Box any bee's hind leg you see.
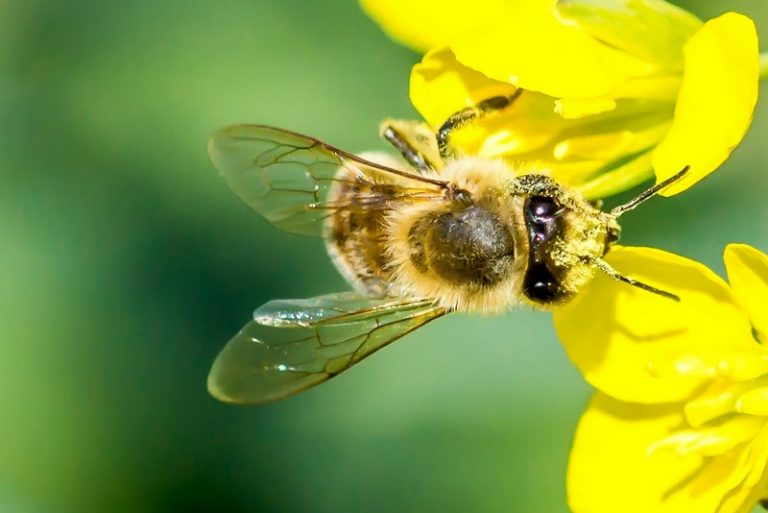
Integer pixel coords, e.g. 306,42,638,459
436,90,523,159
379,119,441,173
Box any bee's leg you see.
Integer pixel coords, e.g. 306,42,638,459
436,90,523,159
593,258,680,302
380,120,440,173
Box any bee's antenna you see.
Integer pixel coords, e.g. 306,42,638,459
610,166,690,217
593,258,680,302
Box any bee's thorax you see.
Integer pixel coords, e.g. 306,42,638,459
385,158,530,313
409,204,516,286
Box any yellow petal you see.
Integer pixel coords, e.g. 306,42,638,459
554,131,632,161
739,427,768,496
650,415,764,457
569,393,746,513
359,0,521,52
684,378,768,428
544,159,607,186
555,0,702,70
736,387,768,416
612,74,682,101
710,426,768,513
717,351,768,381
410,47,520,130
645,352,718,380
652,13,759,196
725,244,768,342
410,47,569,157
573,150,654,200
450,13,654,99
684,381,747,428
553,246,754,403
555,97,617,120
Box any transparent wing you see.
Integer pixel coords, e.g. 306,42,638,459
207,292,446,404
208,124,448,236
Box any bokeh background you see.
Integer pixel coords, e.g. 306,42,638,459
2,1,767,512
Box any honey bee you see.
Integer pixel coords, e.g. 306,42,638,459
207,93,687,404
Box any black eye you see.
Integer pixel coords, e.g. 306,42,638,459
524,263,559,302
527,196,560,224
526,196,562,242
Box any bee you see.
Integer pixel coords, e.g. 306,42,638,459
207,92,687,404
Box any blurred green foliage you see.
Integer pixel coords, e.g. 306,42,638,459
1,1,767,512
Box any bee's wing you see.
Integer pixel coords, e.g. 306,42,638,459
207,292,446,404
208,124,448,236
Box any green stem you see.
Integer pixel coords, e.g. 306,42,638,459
761,52,768,80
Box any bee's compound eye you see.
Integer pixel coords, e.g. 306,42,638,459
527,196,559,224
524,263,559,302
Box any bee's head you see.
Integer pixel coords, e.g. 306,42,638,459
517,185,617,306
519,165,691,306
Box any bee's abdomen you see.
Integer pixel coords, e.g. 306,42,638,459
324,176,398,296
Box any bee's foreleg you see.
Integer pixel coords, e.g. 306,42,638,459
436,90,523,160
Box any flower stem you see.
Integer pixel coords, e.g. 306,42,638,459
761,52,768,80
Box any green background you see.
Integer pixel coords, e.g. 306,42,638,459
2,1,767,512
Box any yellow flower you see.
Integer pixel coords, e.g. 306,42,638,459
553,245,768,513
361,0,761,199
